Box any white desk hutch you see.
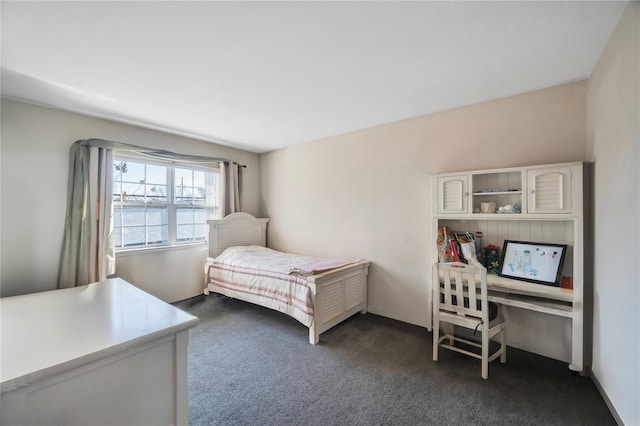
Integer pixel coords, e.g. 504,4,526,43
430,162,586,372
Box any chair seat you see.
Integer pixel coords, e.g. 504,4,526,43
447,296,500,321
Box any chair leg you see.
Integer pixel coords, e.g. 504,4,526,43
482,330,489,380
432,318,439,361
440,323,454,345
500,326,507,364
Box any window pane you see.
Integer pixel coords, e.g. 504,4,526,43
113,160,127,181
177,224,194,241
147,225,167,245
193,171,205,187
175,187,193,203
175,168,193,187
146,184,167,203
176,208,194,225
113,227,122,247
175,168,194,204
122,207,145,226
146,207,167,226
146,164,166,185
193,186,206,205
113,207,122,227
194,224,206,240
122,182,145,202
113,182,122,201
194,209,206,223
123,226,145,247
124,162,145,184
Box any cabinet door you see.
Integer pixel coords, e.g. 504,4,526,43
437,175,468,214
527,167,572,213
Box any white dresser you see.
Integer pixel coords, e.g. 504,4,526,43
1,278,199,425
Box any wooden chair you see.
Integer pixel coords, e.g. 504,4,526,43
432,262,506,379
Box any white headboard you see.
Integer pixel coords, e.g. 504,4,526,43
207,212,270,257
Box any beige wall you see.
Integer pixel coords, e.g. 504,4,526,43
261,81,587,327
0,98,261,301
587,2,639,425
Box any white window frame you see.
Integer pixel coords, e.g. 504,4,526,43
113,155,219,252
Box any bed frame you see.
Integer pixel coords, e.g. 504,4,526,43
204,212,370,344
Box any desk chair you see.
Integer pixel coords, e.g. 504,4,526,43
433,262,506,379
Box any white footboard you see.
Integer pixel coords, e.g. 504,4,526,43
307,261,370,344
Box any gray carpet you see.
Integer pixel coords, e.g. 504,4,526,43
174,294,615,426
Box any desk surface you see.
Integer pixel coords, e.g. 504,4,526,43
1,278,198,391
486,273,574,302
437,269,573,302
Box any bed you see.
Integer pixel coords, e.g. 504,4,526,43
204,212,370,344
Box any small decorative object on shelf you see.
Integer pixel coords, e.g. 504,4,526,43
485,244,500,274
561,276,573,290
475,232,485,266
436,226,455,263
480,201,496,213
497,203,520,213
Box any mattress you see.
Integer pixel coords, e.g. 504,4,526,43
206,245,360,328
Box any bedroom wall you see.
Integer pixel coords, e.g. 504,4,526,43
260,81,587,329
586,2,639,425
0,98,261,302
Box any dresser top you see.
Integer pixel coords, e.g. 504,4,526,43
1,278,198,390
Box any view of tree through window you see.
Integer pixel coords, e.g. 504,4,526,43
112,158,218,249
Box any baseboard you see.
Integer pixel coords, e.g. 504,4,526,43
590,369,624,426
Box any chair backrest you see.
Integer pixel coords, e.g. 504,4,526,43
434,262,489,324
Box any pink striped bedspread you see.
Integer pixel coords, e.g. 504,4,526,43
205,245,360,327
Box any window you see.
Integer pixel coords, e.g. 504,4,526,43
112,157,219,249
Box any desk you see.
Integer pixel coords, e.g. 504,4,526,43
1,278,199,426
487,274,583,371
432,270,583,372
486,274,574,316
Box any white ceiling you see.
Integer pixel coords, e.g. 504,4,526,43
1,1,627,153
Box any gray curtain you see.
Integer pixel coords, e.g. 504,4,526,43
58,141,115,288
219,160,242,217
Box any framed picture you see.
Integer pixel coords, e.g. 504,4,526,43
498,240,567,286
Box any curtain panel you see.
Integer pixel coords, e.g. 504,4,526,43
58,141,115,288
219,160,242,217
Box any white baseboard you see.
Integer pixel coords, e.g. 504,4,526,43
590,369,623,426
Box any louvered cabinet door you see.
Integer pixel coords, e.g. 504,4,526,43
526,167,572,214
437,175,468,214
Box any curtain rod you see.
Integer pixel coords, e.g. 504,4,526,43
78,138,247,168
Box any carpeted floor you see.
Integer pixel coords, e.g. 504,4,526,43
174,294,615,426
